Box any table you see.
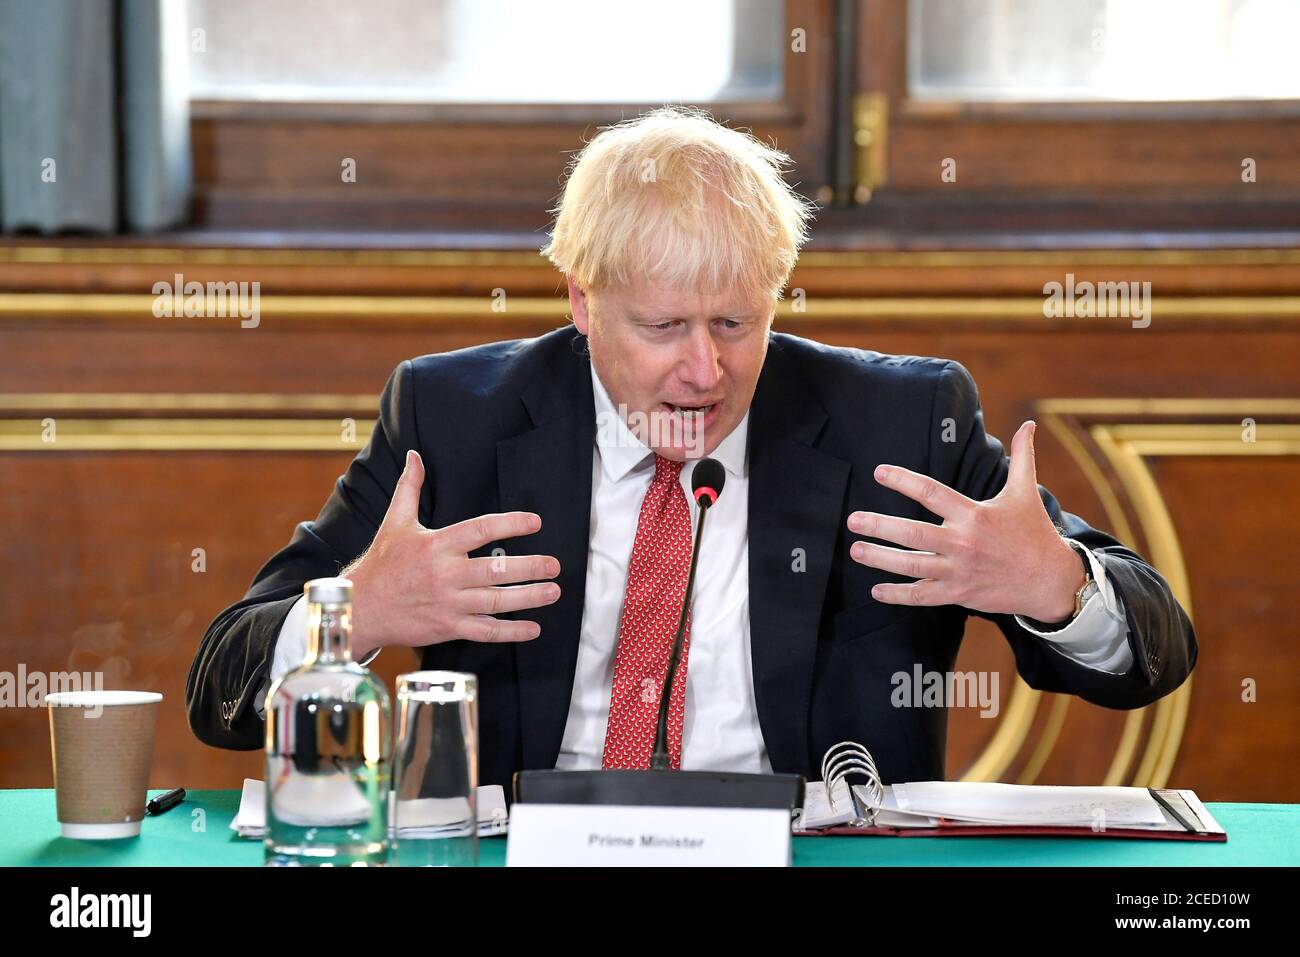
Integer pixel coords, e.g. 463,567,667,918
2,790,1296,866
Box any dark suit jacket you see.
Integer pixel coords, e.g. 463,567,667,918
187,325,1196,790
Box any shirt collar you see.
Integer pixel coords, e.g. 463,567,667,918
590,364,749,484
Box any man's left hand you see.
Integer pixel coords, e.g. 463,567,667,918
847,421,1086,623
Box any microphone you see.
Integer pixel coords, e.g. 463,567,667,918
650,457,726,770
691,456,726,509
511,452,802,814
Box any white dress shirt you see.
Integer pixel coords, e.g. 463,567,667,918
260,365,1136,770
555,367,768,771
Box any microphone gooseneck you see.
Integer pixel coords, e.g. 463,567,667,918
651,457,727,770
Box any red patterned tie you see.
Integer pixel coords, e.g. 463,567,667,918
602,453,694,770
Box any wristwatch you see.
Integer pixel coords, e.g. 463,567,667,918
1065,539,1099,619
1025,539,1098,631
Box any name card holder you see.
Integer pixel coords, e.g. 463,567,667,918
505,803,792,867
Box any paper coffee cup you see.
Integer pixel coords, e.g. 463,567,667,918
47,691,162,839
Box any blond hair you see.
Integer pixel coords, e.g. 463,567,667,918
541,105,816,304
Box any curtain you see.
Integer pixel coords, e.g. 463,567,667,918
0,0,192,233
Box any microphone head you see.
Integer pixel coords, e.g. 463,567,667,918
691,457,726,509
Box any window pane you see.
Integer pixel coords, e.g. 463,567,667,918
186,0,784,103
909,0,1300,101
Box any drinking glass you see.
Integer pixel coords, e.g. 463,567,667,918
391,671,479,866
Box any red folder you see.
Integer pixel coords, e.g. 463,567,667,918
802,821,1227,841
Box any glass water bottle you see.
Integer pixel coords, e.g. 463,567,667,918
264,577,391,866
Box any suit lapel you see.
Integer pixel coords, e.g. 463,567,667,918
497,333,595,769
747,338,850,775
496,330,847,775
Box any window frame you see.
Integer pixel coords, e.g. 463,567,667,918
182,0,1300,240
186,0,837,233
849,0,1300,234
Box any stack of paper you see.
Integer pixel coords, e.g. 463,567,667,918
795,780,1181,832
888,781,1169,828
230,778,509,838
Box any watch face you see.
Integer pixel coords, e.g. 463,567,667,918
1072,574,1098,618
1075,579,1099,617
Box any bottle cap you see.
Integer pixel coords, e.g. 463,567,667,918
305,577,353,606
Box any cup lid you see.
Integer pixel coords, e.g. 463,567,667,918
46,691,163,707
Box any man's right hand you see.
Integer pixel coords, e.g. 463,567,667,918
343,449,561,659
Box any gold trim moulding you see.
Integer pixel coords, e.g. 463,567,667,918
1089,425,1195,789
4,245,1300,269
0,293,567,323
1037,398,1300,418
0,247,552,268
0,417,374,452
2,293,1299,323
1105,423,1300,456
1031,404,1300,788
0,393,376,414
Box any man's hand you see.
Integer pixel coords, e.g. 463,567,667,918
847,421,1085,623
343,450,562,659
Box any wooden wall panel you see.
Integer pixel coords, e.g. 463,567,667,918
1148,457,1300,801
1,246,1295,801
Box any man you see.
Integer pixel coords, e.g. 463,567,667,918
187,106,1195,789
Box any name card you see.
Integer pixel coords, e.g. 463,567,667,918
506,803,791,867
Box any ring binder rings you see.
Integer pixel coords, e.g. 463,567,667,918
821,741,884,827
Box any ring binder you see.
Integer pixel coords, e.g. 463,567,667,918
799,746,1227,841
821,741,884,826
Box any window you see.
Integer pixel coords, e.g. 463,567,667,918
909,0,1300,102
180,0,1299,237
840,0,1300,235
185,0,832,234
187,0,783,103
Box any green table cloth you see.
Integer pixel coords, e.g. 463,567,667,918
1,790,1295,866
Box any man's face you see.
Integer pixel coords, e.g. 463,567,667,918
568,275,774,461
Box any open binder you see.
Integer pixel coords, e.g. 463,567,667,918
794,742,1227,842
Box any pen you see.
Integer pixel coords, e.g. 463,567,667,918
146,787,186,816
